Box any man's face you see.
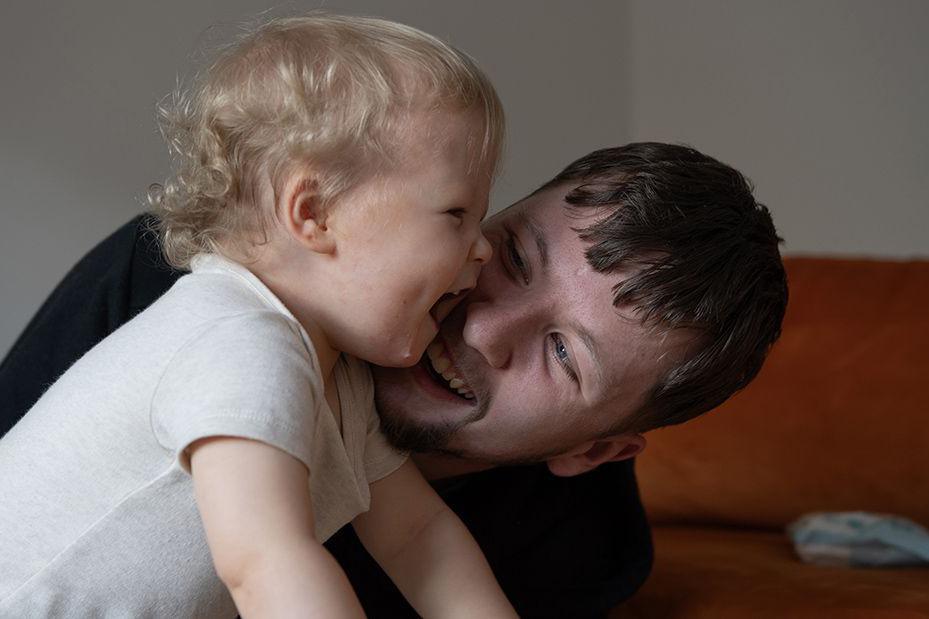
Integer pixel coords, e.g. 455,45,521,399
371,185,691,464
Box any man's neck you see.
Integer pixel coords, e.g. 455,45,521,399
411,452,497,481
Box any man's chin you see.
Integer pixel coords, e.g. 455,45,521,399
374,371,574,465
377,410,458,453
371,359,483,453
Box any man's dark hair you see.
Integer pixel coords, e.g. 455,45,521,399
539,142,788,433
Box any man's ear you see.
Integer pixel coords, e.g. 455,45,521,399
546,433,646,478
281,173,336,255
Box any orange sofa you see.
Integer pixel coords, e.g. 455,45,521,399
616,257,929,618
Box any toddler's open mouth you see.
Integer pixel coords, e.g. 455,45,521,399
429,290,466,326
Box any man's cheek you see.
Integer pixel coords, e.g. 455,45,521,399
473,254,511,296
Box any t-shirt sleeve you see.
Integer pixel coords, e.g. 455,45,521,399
150,311,324,472
343,356,407,482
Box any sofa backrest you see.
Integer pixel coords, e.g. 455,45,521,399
636,257,929,529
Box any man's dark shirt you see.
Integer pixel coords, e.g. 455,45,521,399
0,215,652,618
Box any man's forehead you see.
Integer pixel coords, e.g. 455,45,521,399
512,186,694,419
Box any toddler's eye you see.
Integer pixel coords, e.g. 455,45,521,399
445,208,467,220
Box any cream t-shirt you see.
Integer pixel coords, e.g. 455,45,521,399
0,254,406,617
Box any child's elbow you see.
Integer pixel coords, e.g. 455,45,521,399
214,553,267,614
212,547,259,598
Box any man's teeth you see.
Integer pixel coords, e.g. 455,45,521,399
426,341,475,399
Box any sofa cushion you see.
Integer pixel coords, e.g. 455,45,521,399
635,258,929,529
615,525,929,618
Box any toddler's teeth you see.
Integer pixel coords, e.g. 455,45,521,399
434,357,451,373
449,378,464,389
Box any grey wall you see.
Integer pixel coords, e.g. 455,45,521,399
1,0,926,359
624,0,929,257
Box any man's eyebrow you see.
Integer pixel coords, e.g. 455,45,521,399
571,319,605,390
518,211,549,270
519,209,601,388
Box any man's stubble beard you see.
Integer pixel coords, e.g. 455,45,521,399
374,386,574,467
374,385,489,456
373,326,494,456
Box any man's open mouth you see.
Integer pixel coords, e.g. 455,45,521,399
424,339,475,400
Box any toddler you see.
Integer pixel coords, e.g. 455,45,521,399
0,14,516,618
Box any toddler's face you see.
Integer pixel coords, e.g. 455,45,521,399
326,110,493,367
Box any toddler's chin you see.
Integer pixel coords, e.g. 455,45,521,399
410,320,439,365
377,324,436,369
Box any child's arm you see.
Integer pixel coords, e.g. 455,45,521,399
190,436,365,619
352,459,518,618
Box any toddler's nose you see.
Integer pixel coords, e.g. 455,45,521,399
470,232,492,265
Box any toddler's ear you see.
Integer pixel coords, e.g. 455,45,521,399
283,174,336,255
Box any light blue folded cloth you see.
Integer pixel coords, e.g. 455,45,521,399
787,511,929,567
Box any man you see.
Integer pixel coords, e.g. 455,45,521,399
0,142,787,617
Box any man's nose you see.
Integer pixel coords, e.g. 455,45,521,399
462,295,536,369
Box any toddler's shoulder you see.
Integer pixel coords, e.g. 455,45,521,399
152,310,322,424
175,309,310,372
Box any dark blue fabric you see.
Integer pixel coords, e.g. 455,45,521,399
0,214,652,617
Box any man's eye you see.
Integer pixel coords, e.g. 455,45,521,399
549,334,579,383
505,235,529,284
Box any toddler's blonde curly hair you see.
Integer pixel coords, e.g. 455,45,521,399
148,13,505,269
